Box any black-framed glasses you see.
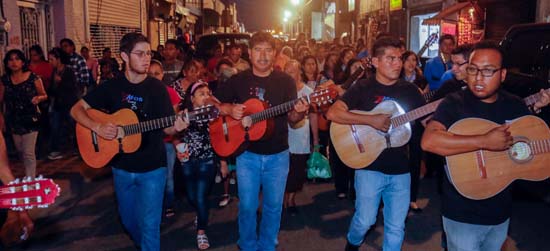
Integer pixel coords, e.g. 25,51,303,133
130,50,153,58
466,66,502,77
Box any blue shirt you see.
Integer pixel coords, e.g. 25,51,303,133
440,69,454,84
423,56,452,90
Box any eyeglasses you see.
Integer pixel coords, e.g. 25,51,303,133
466,66,502,77
131,50,153,58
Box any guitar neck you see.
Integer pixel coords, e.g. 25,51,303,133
417,44,429,58
423,89,436,101
390,99,443,127
250,99,298,124
342,66,365,90
122,113,198,135
524,88,549,106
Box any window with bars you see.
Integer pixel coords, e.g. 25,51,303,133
19,6,41,58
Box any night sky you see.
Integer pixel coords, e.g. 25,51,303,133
234,0,280,32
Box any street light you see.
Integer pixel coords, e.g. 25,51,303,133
291,0,301,6
284,10,292,19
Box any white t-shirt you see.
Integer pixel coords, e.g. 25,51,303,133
288,85,313,154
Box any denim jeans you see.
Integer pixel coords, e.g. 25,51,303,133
443,216,509,251
236,150,289,251
182,158,216,230
112,167,166,251
347,170,410,251
12,131,38,178
164,143,176,209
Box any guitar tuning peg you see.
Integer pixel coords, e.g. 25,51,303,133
38,175,44,180
14,178,20,184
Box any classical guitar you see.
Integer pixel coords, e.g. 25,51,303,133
210,88,338,157
330,87,547,169
0,176,60,210
317,65,366,131
445,115,550,200
76,105,219,168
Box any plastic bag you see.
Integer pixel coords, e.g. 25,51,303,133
307,145,332,179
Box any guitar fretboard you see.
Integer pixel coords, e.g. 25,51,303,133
390,99,443,128
122,115,180,135
530,139,550,155
250,98,304,124
523,89,548,106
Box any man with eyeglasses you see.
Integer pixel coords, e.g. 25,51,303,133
70,33,187,251
421,41,550,251
327,37,425,251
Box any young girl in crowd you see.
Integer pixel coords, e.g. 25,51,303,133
175,80,216,250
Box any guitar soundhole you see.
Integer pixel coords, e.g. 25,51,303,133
508,137,532,164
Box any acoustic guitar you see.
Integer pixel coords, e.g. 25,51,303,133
0,176,60,210
76,105,219,168
446,115,550,200
417,33,438,67
210,88,338,157
330,87,547,169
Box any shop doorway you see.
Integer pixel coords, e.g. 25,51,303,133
410,12,439,58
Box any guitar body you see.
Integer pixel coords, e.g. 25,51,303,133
330,100,412,169
446,115,550,200
210,98,269,157
76,108,141,168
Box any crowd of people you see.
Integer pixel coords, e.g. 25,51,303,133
0,29,548,251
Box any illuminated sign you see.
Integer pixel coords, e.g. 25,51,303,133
390,0,403,11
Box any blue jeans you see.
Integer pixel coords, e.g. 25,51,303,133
48,110,73,152
347,170,410,251
182,158,216,230
112,167,166,251
443,216,509,251
164,143,176,209
236,150,289,251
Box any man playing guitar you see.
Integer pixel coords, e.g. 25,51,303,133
421,41,550,250
327,37,425,251
215,31,309,251
71,33,187,251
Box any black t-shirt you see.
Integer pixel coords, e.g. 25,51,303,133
216,69,297,154
431,89,531,225
340,77,426,174
83,76,174,172
430,77,467,102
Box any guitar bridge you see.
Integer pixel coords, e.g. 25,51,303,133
476,150,487,179
350,125,365,153
384,133,391,148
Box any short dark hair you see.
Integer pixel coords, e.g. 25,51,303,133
60,38,75,47
472,40,505,66
3,49,30,75
165,39,178,47
29,44,46,61
451,43,473,60
119,32,149,54
48,47,71,65
439,34,455,45
103,47,111,53
81,46,89,52
249,31,276,50
372,37,402,57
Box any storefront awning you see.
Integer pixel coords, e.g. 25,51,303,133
422,2,471,25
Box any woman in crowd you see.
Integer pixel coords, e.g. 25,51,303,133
301,55,321,90
401,50,429,95
46,48,79,160
283,60,319,215
333,48,355,83
401,50,427,212
148,59,181,218
0,50,47,178
320,53,339,82
173,59,203,103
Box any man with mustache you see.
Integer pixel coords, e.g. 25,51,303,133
216,31,309,251
421,41,550,251
327,37,425,251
